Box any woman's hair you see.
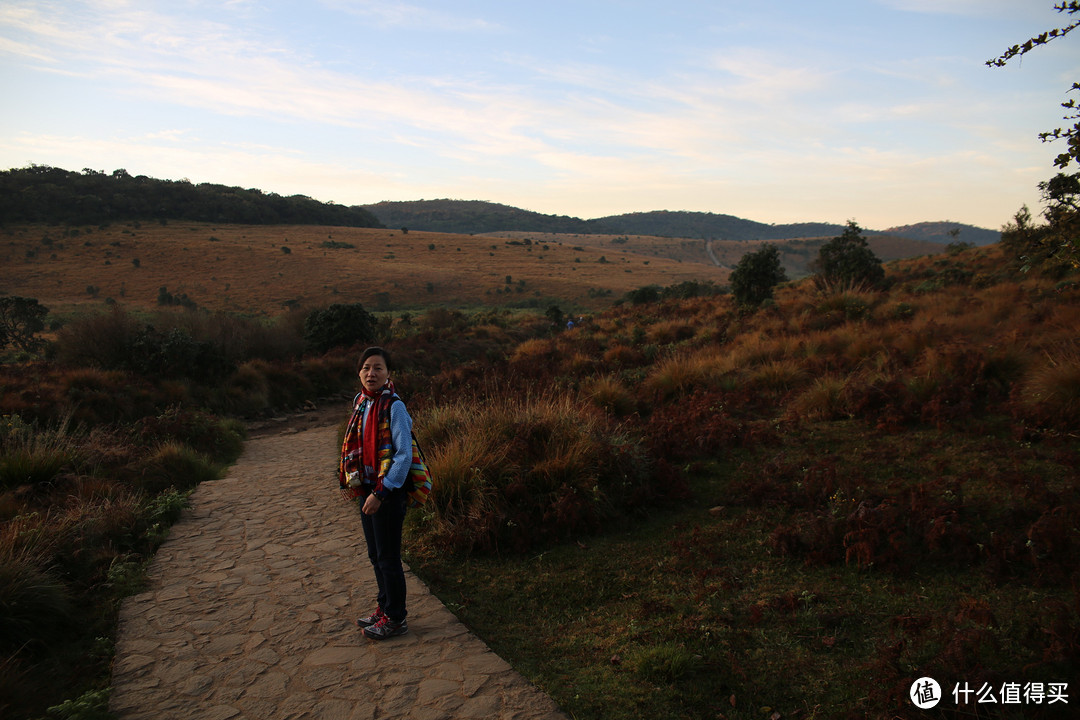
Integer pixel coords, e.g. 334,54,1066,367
358,346,392,373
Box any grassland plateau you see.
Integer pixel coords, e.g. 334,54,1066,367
1,212,1077,720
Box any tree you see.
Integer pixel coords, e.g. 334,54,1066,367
729,244,788,307
303,303,377,354
989,2,1080,269
0,296,49,353
812,221,885,291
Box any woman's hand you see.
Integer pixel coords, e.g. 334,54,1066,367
362,493,382,515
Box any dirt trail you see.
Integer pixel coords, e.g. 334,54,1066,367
110,415,567,720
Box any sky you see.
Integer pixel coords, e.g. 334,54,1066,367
1,1,1077,231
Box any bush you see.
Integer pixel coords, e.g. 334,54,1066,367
730,244,788,307
812,220,884,291
0,295,49,353
303,303,376,354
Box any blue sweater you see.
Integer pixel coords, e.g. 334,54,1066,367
359,395,413,496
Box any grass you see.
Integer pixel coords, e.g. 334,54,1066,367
409,420,1079,720
0,407,236,720
1,221,727,317
1,227,1076,719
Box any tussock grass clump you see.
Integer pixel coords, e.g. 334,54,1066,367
747,358,808,393
0,414,81,491
134,441,221,495
788,375,850,421
414,394,653,554
0,545,74,649
645,319,695,345
585,376,636,417
1015,347,1080,426
134,406,245,462
644,350,733,401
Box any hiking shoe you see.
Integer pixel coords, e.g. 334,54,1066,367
363,616,408,640
356,607,385,628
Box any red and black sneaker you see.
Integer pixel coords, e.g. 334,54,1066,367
356,607,385,628
363,615,409,640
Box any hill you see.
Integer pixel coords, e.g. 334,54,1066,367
363,199,603,235
364,199,1000,245
0,165,383,228
881,220,1001,246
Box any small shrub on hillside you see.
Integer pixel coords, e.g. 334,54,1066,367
812,221,885,292
303,303,376,354
730,244,788,308
132,326,234,380
626,285,661,304
53,307,140,369
0,295,49,353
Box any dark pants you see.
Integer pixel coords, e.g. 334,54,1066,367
360,489,408,622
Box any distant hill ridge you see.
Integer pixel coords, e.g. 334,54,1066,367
0,166,999,245
364,200,1000,245
0,165,384,228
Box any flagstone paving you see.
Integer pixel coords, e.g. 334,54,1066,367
110,414,567,720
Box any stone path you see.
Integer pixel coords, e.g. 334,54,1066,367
110,419,567,720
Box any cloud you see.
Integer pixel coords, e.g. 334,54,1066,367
874,0,1020,16
316,0,502,32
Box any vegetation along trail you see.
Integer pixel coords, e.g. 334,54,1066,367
110,418,567,720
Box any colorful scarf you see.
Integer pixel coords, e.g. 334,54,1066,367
339,380,397,496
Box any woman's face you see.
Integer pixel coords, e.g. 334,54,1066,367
359,354,389,392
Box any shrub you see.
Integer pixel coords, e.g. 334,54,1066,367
53,307,140,370
730,244,788,308
626,285,661,304
0,295,49,353
303,303,376,354
812,220,885,291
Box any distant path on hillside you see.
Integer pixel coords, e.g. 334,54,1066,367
705,239,725,268
110,411,567,720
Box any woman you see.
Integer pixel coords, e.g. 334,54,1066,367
339,346,412,640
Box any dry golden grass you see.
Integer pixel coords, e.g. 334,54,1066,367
2,222,728,317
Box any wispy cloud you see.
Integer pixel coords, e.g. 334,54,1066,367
316,0,502,32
